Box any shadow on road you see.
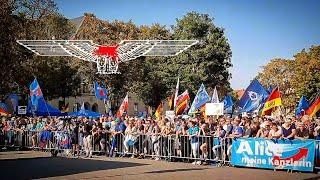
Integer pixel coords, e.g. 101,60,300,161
0,157,148,180
146,168,209,174
103,167,210,178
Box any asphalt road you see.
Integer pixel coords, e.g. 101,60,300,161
0,151,319,180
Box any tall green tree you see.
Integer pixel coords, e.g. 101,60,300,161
256,46,320,114
0,0,81,102
133,12,233,108
292,46,320,100
169,12,232,98
132,24,172,108
256,59,296,112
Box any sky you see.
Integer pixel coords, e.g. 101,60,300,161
56,0,320,90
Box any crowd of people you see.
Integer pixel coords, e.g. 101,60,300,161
0,114,320,165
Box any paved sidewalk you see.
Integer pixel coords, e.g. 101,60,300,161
0,151,318,180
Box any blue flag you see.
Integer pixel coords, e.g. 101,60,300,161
295,96,310,117
188,84,211,114
29,78,44,110
267,85,273,94
94,82,108,100
7,94,19,113
238,79,269,112
223,95,234,109
0,103,9,112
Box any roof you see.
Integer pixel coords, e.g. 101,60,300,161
234,89,245,99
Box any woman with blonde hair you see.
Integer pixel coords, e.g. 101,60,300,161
123,119,137,157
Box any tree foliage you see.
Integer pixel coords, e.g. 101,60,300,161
0,0,81,103
256,46,320,113
2,3,233,110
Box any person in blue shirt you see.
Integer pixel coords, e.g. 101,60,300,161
109,118,126,157
227,119,244,159
187,120,200,165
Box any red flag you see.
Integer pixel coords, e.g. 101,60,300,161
262,87,282,115
306,96,320,117
175,90,190,115
116,94,129,117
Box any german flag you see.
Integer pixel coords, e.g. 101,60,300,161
262,87,282,115
167,95,174,110
175,90,190,115
0,108,10,116
199,104,206,117
155,102,163,120
306,96,320,117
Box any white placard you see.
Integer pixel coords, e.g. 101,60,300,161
165,110,175,120
18,106,27,115
205,103,224,116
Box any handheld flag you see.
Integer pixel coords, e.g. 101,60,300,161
7,94,19,113
238,79,269,112
295,96,310,117
155,102,163,119
173,77,180,108
108,109,113,117
262,87,282,115
306,96,320,117
0,103,10,116
94,82,108,100
267,85,273,94
116,93,129,117
175,90,190,115
29,78,44,110
188,84,211,114
168,95,174,110
61,103,69,113
211,86,219,103
80,103,85,110
223,95,234,109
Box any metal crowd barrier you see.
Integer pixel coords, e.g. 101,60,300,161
0,130,231,164
1,130,320,170
315,140,320,170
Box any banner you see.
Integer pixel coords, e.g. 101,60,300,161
205,103,224,116
17,106,27,115
165,111,175,121
231,138,315,172
315,140,320,168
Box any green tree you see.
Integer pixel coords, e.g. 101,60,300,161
132,12,233,108
256,46,320,114
0,0,81,102
256,59,296,113
292,46,320,100
170,12,232,98
132,24,172,108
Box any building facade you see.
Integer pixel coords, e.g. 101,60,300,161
48,82,149,116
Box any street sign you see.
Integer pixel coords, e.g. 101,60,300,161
17,106,27,115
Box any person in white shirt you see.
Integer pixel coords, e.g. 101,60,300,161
268,122,282,139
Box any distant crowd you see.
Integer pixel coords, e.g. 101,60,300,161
1,114,320,165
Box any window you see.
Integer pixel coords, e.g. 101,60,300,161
134,103,138,112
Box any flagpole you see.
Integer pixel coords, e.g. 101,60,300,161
94,82,100,114
28,93,36,118
173,75,180,116
43,98,51,118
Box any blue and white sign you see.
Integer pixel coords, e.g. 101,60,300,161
231,138,315,172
